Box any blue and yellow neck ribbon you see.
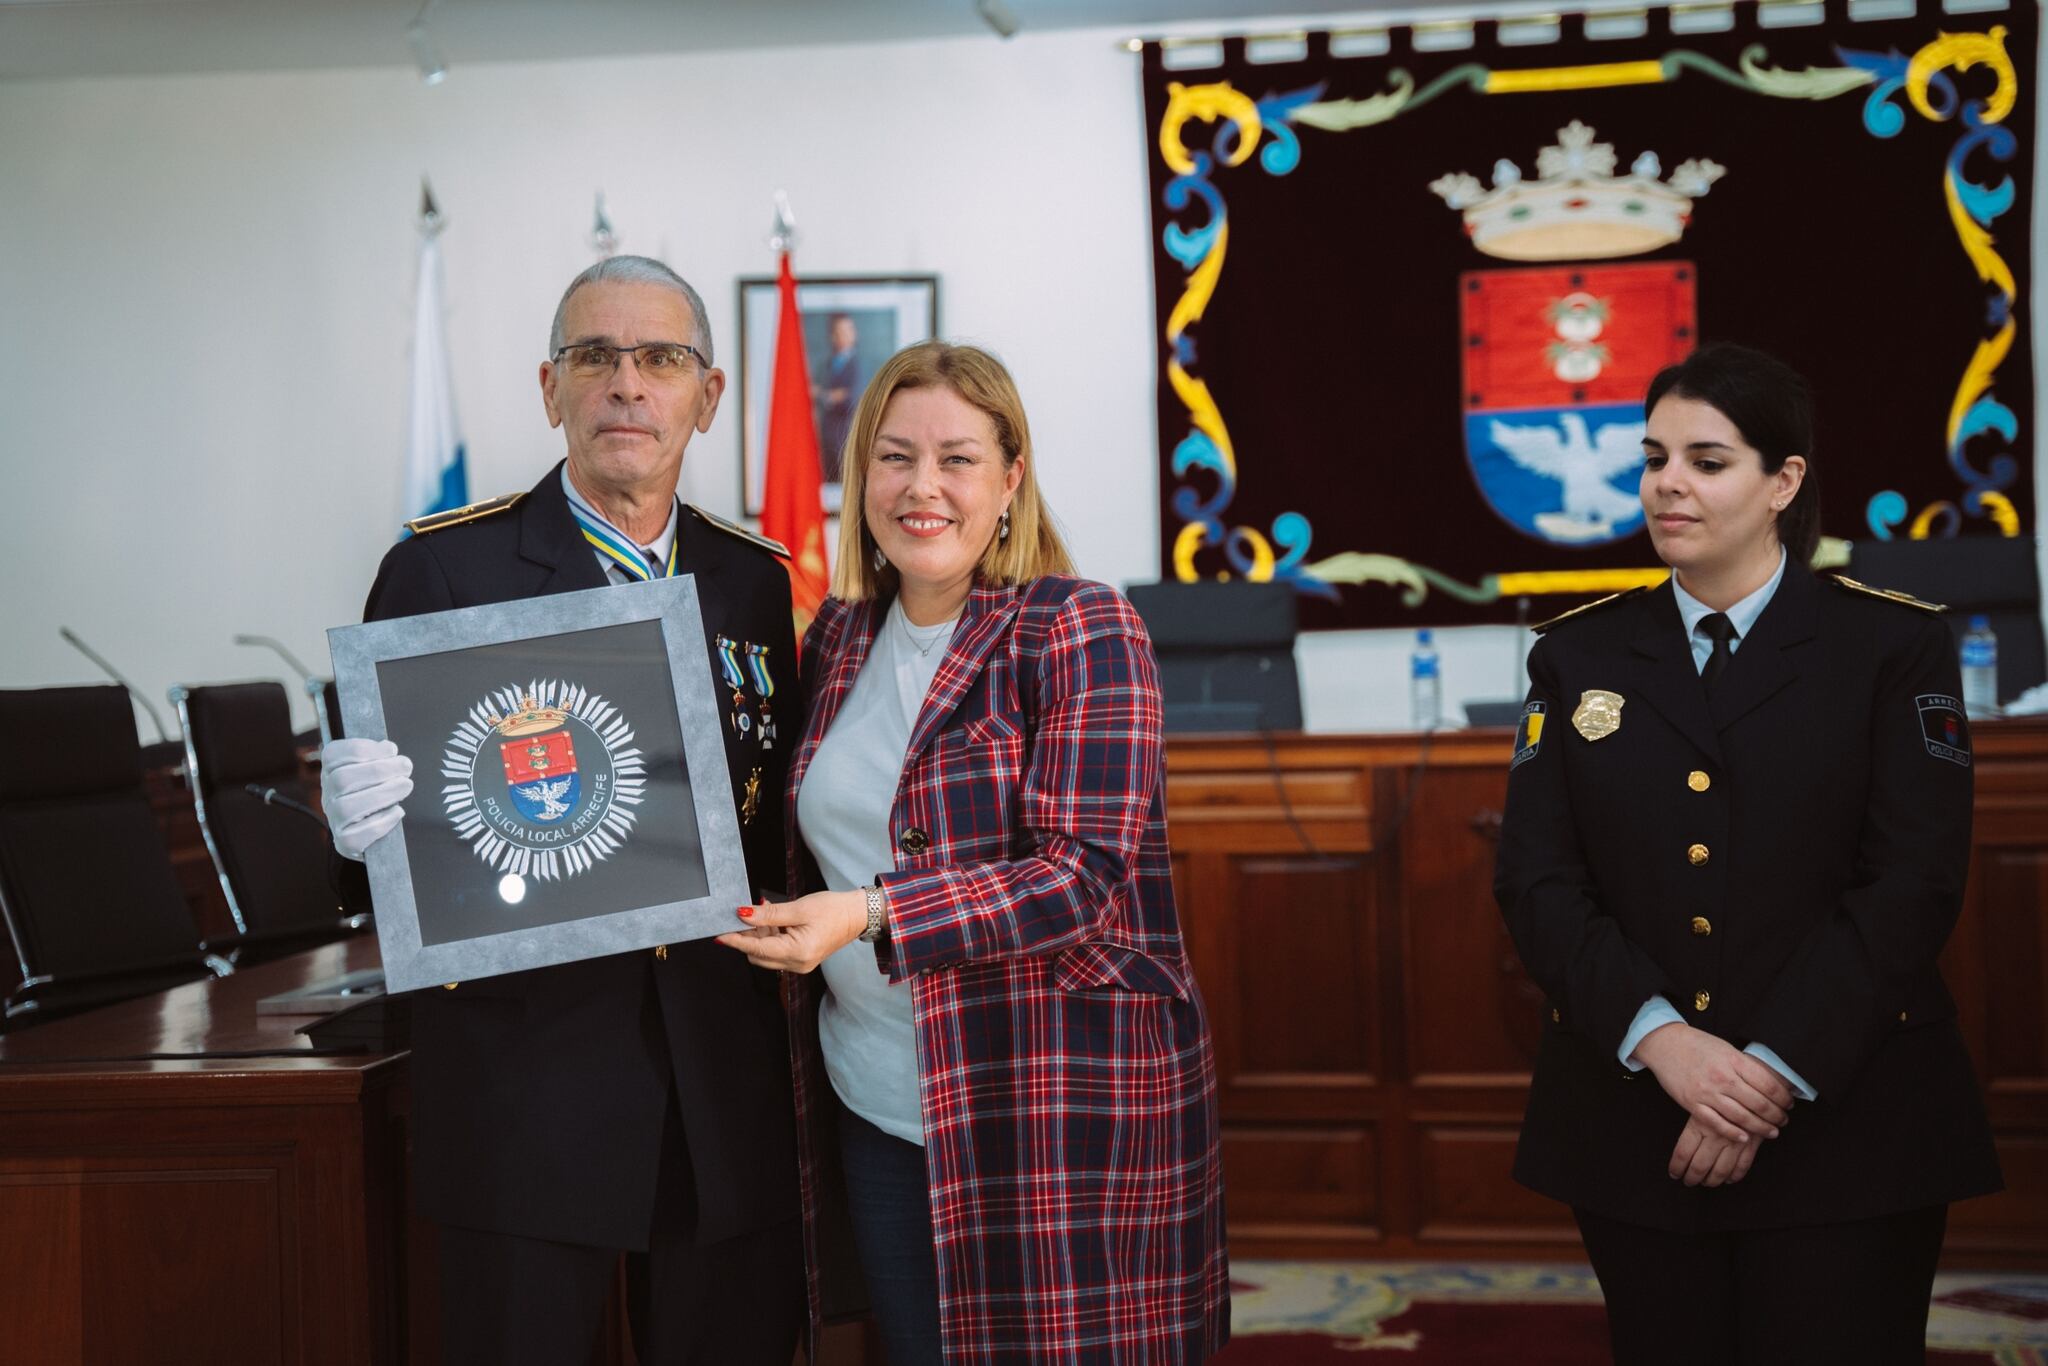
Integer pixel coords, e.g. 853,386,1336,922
567,497,680,581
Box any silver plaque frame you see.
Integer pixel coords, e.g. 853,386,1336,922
327,576,749,994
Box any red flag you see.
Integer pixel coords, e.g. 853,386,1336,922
760,251,831,637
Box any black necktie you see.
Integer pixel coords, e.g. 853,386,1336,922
1698,612,1737,692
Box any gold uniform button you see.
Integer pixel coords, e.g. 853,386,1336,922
654,944,669,961
444,983,459,991
1551,1007,1561,1023
1694,990,1711,1012
1899,1010,1909,1023
1688,770,1711,792
1691,916,1712,936
1687,843,1710,866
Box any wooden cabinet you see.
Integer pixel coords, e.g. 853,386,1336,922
1165,720,2048,1265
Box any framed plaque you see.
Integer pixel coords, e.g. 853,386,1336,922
327,576,748,993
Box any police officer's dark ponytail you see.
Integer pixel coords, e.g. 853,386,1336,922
1645,344,1820,566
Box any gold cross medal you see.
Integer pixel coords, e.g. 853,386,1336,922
1572,689,1625,741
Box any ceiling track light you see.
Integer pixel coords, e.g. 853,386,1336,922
408,0,447,85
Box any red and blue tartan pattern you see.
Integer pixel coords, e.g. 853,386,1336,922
783,576,1230,1363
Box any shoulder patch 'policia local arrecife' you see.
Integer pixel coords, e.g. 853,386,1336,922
1915,693,1972,767
1512,701,1546,769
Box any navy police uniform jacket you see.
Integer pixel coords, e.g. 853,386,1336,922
1494,567,2001,1231
343,461,802,1250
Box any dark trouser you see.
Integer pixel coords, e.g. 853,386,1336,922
837,1101,944,1366
1574,1204,1948,1366
436,1218,803,1366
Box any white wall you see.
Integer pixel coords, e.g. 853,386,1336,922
2,13,2040,739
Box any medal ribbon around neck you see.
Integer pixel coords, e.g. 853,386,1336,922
568,498,680,582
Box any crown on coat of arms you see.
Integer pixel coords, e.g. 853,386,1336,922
1430,121,1725,262
485,694,568,736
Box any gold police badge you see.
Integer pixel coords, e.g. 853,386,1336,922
1572,689,1625,741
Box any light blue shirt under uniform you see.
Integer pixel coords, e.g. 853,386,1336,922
1616,549,1820,1102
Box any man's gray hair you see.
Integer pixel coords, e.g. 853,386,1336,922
548,255,714,366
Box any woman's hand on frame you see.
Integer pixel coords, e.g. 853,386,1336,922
1633,1022,1794,1143
714,890,870,975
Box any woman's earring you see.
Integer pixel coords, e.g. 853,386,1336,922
872,545,887,572
999,510,1011,542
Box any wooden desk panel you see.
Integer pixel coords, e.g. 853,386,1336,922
1166,720,2048,1266
0,940,414,1366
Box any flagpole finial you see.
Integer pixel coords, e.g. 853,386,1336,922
769,190,798,255
418,177,445,237
591,191,617,258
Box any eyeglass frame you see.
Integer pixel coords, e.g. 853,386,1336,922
550,341,711,376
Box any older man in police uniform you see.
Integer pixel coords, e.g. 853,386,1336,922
321,256,804,1365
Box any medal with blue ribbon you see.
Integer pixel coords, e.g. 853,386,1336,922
745,643,776,750
716,635,753,740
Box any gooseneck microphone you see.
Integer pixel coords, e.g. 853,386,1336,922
246,783,326,827
59,626,177,745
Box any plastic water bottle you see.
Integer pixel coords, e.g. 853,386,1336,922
1961,615,2000,718
1410,629,1442,731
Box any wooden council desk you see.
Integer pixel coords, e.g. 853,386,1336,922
0,938,421,1366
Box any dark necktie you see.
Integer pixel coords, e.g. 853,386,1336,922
1698,612,1737,692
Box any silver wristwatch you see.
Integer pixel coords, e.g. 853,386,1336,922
859,884,886,943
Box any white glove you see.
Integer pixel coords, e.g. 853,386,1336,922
320,737,413,861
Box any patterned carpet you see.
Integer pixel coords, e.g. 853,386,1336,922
1212,1262,2048,1363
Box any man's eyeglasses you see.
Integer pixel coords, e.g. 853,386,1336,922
552,342,708,379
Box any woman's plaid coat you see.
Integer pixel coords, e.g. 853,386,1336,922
781,575,1230,1364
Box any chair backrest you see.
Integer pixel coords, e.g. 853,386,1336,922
0,686,206,1001
179,682,345,942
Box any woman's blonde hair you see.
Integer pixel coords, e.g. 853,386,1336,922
830,340,1074,601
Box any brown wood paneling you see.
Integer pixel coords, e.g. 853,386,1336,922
0,1181,84,1366
1167,719,2048,1266
1413,1124,1577,1244
1222,1125,1379,1238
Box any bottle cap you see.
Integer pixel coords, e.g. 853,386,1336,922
1970,614,1991,631
1417,628,1434,645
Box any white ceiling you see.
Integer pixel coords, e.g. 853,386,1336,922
0,0,1473,82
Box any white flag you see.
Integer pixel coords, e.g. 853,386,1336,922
403,227,467,528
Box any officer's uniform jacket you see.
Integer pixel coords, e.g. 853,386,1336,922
350,461,802,1250
782,576,1231,1364
1495,566,2002,1231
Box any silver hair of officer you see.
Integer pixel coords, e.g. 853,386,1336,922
548,255,714,366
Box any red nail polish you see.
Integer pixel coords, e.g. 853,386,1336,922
737,907,754,919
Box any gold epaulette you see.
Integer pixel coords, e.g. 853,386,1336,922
1532,585,1648,635
403,492,525,536
1829,574,1945,614
686,504,789,558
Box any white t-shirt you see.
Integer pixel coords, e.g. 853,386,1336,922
796,598,957,1145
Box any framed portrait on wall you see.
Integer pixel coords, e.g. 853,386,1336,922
327,576,749,994
737,274,940,517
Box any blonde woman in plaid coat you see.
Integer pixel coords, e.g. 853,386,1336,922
718,341,1228,1364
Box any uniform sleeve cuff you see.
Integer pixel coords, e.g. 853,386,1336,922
1619,996,1684,1070
1744,1041,1819,1102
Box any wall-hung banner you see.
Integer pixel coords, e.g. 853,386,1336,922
1141,0,2034,628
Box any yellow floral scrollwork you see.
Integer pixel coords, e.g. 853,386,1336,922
1907,27,2016,125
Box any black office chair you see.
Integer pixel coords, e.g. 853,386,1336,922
171,682,365,965
0,686,226,1028
1847,536,2045,705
